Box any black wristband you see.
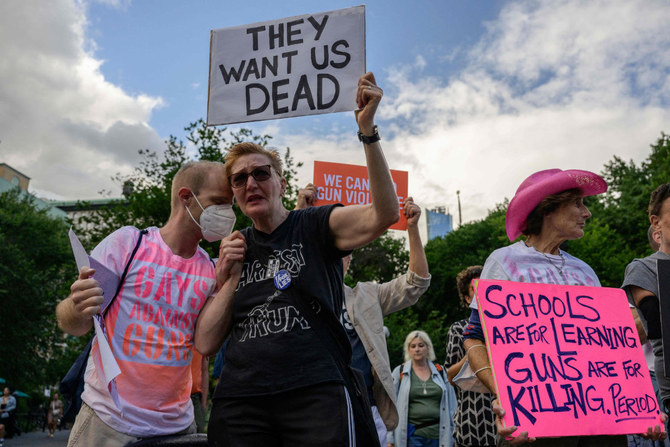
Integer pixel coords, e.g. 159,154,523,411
357,125,380,144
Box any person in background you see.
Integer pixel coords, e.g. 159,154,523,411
623,184,670,446
627,225,670,447
47,392,63,437
190,351,209,433
389,330,457,447
445,265,496,447
296,185,432,446
0,387,17,445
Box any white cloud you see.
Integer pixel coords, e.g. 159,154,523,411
267,0,670,231
1,0,669,228
0,0,164,200
375,0,670,225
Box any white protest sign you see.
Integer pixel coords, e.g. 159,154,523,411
207,6,365,125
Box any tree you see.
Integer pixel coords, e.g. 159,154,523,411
422,202,508,324
575,132,670,286
345,232,408,287
79,120,303,258
0,189,76,391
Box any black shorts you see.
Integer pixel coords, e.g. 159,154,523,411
208,382,354,447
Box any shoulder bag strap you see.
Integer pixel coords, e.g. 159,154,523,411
102,228,148,316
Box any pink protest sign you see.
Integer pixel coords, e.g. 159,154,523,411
475,279,662,438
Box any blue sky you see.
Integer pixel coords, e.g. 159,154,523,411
1,0,669,227
85,0,502,137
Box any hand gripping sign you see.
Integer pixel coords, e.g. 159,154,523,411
313,160,408,230
208,6,365,125
475,279,662,438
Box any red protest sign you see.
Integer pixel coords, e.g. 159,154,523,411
313,160,408,230
475,279,661,438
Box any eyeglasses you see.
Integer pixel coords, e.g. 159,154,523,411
229,165,273,189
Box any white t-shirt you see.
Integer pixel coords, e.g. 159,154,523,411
471,241,600,310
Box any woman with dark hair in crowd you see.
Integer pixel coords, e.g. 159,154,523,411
0,387,17,445
623,183,670,444
445,265,496,447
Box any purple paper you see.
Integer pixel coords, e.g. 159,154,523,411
89,256,121,313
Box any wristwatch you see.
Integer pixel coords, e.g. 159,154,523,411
357,125,381,144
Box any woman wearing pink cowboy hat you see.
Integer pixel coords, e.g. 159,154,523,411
458,168,667,446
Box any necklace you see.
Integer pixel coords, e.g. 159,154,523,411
413,367,430,394
525,240,566,276
420,378,428,395
541,250,565,275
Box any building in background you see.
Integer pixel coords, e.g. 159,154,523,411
1,162,126,226
426,206,453,240
51,198,126,231
0,162,67,219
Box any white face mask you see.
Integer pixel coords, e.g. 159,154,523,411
185,193,236,242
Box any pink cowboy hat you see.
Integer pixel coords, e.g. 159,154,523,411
505,169,607,241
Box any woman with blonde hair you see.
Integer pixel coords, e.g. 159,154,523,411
388,330,457,447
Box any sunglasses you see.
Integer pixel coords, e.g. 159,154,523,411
229,165,273,189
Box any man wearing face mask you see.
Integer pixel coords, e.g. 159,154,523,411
56,160,235,447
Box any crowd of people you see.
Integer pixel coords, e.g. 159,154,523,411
51,70,670,447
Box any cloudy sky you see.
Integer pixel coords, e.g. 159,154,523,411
1,0,669,227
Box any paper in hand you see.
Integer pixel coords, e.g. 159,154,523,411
68,228,122,312
68,227,90,273
89,257,121,313
67,228,123,410
92,317,122,409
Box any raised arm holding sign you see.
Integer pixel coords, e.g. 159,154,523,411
198,71,398,446
328,72,400,249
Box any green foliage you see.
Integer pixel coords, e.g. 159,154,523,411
78,120,302,257
0,189,77,392
279,146,303,212
565,218,638,287
421,202,508,325
582,133,670,286
345,232,408,287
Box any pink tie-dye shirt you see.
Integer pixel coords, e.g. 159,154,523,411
81,226,217,437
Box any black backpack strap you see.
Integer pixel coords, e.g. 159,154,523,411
103,228,148,316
